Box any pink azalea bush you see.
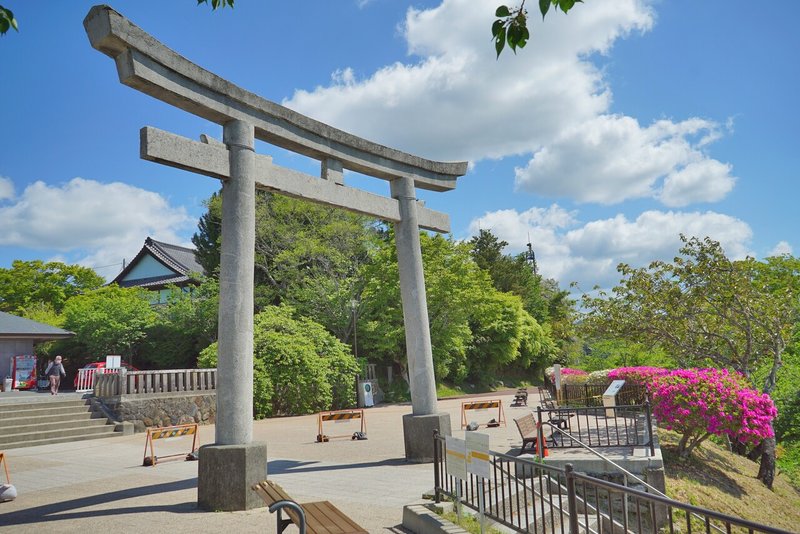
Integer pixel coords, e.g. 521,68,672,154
545,366,589,385
607,366,669,386
648,368,777,457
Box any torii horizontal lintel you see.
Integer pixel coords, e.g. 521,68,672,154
84,5,468,193
141,127,451,233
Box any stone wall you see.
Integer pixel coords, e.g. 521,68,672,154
99,391,215,433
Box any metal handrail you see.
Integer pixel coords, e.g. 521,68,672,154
569,469,795,534
545,421,728,534
543,421,662,497
269,500,306,534
433,430,789,534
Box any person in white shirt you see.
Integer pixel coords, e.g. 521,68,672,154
44,355,66,395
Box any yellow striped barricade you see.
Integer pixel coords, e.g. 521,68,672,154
0,452,9,483
142,423,199,466
461,399,506,429
316,409,366,442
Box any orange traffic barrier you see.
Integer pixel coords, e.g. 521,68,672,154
0,452,9,483
142,423,199,466
316,409,366,442
461,399,506,429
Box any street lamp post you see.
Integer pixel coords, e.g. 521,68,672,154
350,299,359,360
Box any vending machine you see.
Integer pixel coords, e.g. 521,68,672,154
10,355,37,390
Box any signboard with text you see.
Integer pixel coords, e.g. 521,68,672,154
466,432,491,479
445,436,467,481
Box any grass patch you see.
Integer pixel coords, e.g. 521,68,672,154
660,428,800,532
436,377,540,399
437,383,469,398
442,510,504,534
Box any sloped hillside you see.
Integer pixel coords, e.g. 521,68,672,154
659,429,800,532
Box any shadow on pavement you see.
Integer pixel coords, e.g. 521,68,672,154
268,457,410,475
0,478,198,526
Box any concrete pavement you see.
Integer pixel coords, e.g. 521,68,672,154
0,390,533,533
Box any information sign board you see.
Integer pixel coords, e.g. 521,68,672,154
466,432,491,479
445,436,467,481
603,380,626,397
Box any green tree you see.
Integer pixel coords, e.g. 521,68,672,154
255,193,377,340
577,338,674,373
191,192,222,276
468,229,574,358
360,232,476,382
192,190,379,342
580,235,795,488
467,290,555,378
0,260,104,314
140,277,219,369
198,305,358,418
61,285,157,366
360,231,553,384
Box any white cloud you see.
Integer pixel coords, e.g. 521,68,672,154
281,0,736,209
0,176,14,201
659,159,735,207
514,115,736,205
469,206,753,291
0,178,195,277
284,0,653,162
768,241,793,256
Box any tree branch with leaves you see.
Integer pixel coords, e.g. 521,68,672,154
492,0,583,58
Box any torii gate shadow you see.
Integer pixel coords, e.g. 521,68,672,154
0,478,197,527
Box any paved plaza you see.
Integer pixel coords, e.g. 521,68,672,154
0,390,533,533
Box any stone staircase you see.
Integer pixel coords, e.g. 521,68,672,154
0,396,120,449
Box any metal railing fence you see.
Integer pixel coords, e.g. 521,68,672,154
433,430,574,533
536,403,655,456
561,384,648,407
433,432,793,534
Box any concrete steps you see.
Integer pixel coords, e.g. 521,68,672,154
0,397,120,449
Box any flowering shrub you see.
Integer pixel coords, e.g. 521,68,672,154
607,366,669,386
545,366,589,385
586,369,611,385
649,368,777,457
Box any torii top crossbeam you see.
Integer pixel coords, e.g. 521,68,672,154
84,5,467,192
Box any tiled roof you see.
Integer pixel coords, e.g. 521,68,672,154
110,237,204,287
0,311,74,339
147,238,204,276
117,274,192,288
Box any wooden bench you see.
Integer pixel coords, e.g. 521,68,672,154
252,479,367,534
513,413,541,455
511,387,528,407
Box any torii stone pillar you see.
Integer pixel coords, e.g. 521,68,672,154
391,177,449,459
84,4,466,510
195,120,267,511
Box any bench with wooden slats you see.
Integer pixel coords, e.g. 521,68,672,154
252,479,367,534
514,413,540,455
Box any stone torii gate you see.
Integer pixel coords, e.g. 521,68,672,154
84,5,467,511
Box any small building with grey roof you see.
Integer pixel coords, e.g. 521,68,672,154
110,237,205,304
0,311,74,384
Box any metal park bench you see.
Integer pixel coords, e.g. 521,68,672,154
252,479,367,534
513,413,542,456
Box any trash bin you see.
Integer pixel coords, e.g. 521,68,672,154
3,378,12,392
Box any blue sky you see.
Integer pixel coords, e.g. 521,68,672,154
1,1,798,291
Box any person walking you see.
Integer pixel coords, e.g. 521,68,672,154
44,355,66,395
